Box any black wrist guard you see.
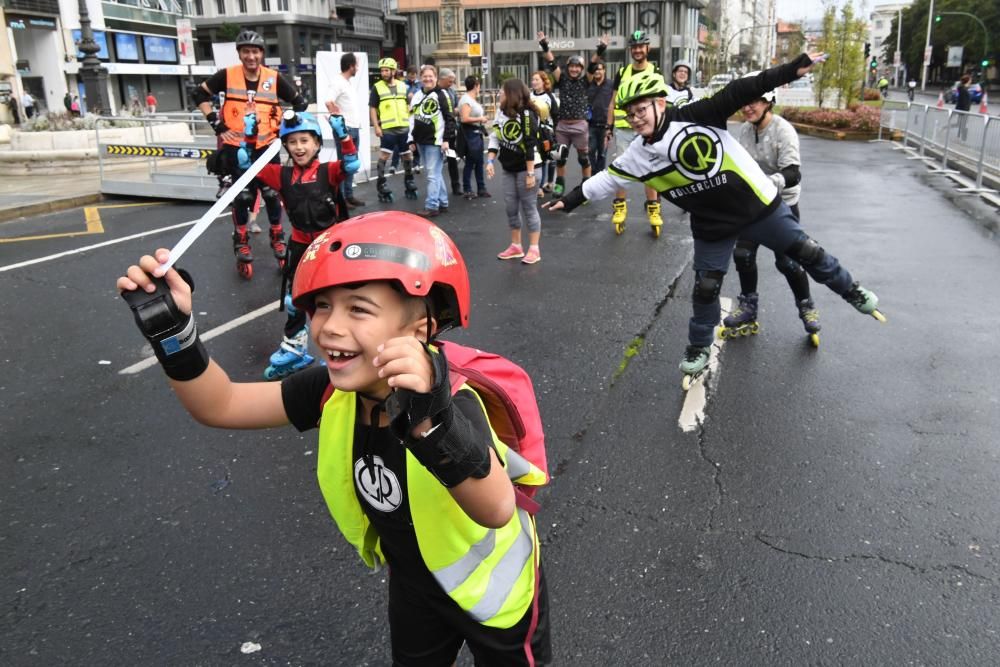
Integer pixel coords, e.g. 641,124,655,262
122,274,209,381
206,111,227,136
539,39,549,53
545,59,557,72
596,43,607,57
559,184,588,212
386,344,452,440
404,403,492,488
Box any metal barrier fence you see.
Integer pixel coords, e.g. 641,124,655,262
878,101,1000,193
96,113,219,201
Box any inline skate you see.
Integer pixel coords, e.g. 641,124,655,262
404,173,418,200
718,292,759,339
646,200,663,238
376,175,393,203
680,345,711,391
233,226,253,280
264,327,314,380
611,198,627,235
797,297,821,348
842,282,886,322
269,225,287,271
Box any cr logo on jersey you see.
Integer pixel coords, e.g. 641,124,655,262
419,96,440,116
355,455,403,513
500,119,523,143
669,125,723,181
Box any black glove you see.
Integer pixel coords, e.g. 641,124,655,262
596,42,607,57
121,271,209,381
539,37,549,53
557,184,588,213
386,345,492,487
206,111,228,136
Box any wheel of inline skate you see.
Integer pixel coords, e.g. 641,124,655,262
651,225,661,238
682,375,693,391
717,328,730,340
809,333,820,348
749,322,760,335
614,222,625,235
237,262,253,280
871,309,887,322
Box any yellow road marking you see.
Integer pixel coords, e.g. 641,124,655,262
0,201,163,244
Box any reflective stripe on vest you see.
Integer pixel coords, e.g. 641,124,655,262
222,65,281,146
614,63,658,128
316,386,543,629
374,79,409,130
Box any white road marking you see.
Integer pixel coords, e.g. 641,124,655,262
117,300,280,375
0,214,228,273
678,297,731,432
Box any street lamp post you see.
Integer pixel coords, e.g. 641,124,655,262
77,0,110,114
935,11,990,89
724,23,778,73
920,0,934,92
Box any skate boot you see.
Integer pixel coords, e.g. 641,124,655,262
797,297,822,348
232,227,253,280
553,176,565,197
611,198,627,235
264,327,315,380
404,173,418,200
842,282,886,322
679,345,711,391
719,292,760,339
269,225,287,270
377,176,394,203
646,200,663,238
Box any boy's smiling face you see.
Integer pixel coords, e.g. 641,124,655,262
309,282,425,397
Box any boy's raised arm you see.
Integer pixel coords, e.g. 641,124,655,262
117,249,289,430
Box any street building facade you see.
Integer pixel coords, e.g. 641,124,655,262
397,0,704,90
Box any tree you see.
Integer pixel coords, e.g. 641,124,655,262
814,3,867,108
219,23,242,42
882,0,999,85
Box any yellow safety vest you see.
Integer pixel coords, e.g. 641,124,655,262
374,79,410,131
613,63,660,128
316,386,547,629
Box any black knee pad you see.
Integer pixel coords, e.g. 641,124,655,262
261,186,280,208
774,254,805,277
692,270,725,305
786,235,826,266
733,241,758,272
556,156,568,168
577,152,590,167
234,188,255,210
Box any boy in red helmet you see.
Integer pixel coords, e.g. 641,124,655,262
116,212,551,666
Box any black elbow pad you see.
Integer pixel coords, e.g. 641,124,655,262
192,87,212,105
781,164,801,188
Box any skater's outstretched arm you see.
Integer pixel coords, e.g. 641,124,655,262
117,249,289,430
674,53,824,128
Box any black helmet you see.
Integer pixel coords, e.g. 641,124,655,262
235,29,265,50
627,30,650,47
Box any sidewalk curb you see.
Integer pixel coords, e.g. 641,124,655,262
0,193,104,223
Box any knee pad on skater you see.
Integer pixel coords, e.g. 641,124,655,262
692,270,725,305
577,152,590,168
786,235,826,266
234,188,255,211
554,144,569,167
261,186,280,208
774,254,805,278
732,241,758,272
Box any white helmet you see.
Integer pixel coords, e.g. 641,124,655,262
742,71,775,103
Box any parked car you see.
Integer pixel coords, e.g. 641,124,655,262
943,81,983,104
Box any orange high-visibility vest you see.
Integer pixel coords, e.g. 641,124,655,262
221,64,281,147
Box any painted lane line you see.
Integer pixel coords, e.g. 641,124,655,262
678,296,731,433
117,300,280,375
0,214,228,273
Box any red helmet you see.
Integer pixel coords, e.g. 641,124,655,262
291,212,470,332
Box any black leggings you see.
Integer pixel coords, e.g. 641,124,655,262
734,203,810,302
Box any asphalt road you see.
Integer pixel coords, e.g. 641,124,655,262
2,136,999,665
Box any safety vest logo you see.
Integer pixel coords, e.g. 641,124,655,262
668,125,723,181
354,455,403,513
419,96,439,117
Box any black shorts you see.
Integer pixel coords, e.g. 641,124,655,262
388,566,551,667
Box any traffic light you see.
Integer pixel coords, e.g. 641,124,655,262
934,14,941,23
983,59,990,68
870,57,878,70
864,42,870,58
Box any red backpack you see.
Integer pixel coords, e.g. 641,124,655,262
439,341,549,503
